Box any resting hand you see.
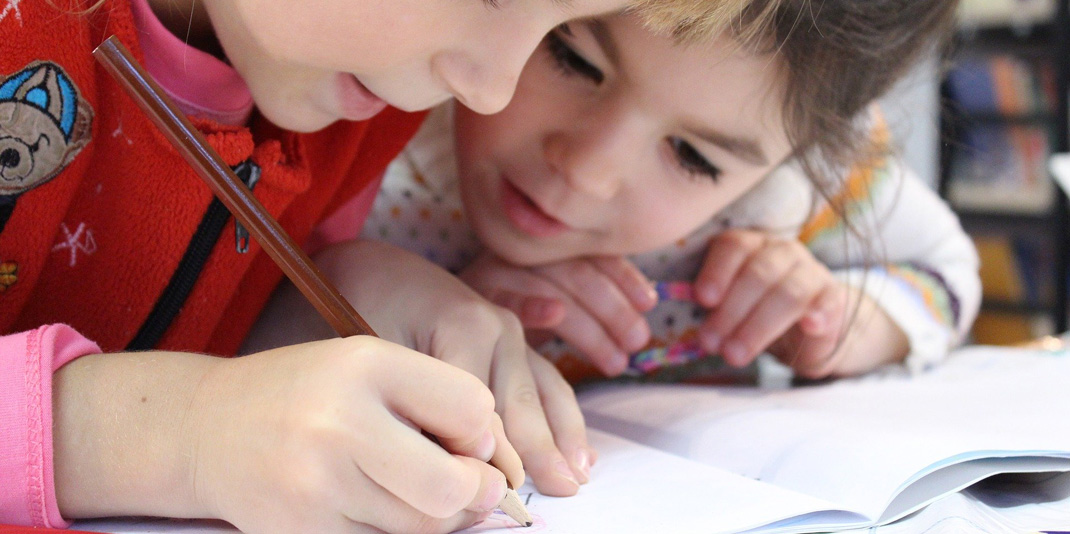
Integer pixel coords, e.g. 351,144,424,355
694,229,910,378
460,253,658,377
693,229,851,376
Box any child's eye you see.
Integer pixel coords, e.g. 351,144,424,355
545,28,604,84
669,137,721,182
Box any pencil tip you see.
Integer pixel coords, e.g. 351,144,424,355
524,522,532,527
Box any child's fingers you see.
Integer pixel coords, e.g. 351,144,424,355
787,286,851,378
717,263,827,366
799,282,850,337
782,327,844,379
357,399,502,519
537,260,650,353
337,459,491,533
459,255,568,329
414,310,528,488
417,296,524,386
491,291,567,329
363,346,516,517
695,230,766,307
370,339,508,459
700,240,801,357
548,305,630,376
589,256,658,311
491,345,582,497
528,352,594,484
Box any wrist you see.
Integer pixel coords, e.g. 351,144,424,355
53,351,221,520
834,291,909,375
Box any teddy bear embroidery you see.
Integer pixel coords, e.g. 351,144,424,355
0,60,94,233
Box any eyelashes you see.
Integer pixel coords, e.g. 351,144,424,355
670,138,721,182
545,29,605,84
544,27,722,183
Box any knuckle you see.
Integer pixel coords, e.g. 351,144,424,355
496,307,526,337
746,257,780,284
449,299,509,337
509,382,543,409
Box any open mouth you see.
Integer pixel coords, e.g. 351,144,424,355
337,74,388,121
500,178,569,238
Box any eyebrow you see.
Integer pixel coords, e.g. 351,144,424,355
578,19,767,167
689,126,769,166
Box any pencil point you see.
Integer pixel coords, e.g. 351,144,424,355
497,487,533,527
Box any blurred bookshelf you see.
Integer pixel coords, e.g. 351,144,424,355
939,0,1070,345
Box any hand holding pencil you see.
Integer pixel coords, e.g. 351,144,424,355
92,36,533,531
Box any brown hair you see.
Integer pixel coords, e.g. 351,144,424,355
725,0,958,194
743,0,958,369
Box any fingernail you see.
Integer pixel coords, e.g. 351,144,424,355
554,459,579,485
722,340,747,366
602,351,629,376
573,449,591,484
624,320,649,351
474,429,496,462
641,284,658,307
698,284,720,305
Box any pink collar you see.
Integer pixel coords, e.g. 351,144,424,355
129,0,254,125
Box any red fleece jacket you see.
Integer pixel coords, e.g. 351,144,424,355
0,0,425,354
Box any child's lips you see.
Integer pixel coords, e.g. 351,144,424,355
337,74,388,121
500,178,570,238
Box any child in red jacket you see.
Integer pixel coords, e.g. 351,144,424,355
0,0,747,532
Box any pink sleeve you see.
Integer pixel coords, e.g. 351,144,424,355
304,173,386,256
0,325,102,528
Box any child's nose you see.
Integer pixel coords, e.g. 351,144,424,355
432,49,528,115
543,132,624,200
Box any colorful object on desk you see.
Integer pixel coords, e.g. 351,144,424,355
654,280,696,302
630,281,707,374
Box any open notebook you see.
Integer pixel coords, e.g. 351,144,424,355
75,345,1070,534
461,344,1070,533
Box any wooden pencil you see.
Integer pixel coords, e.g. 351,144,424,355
92,35,531,528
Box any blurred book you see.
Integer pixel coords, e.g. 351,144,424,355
957,0,1055,29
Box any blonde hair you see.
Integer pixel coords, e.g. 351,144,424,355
631,0,781,44
47,0,107,13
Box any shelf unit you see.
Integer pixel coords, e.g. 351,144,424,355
939,0,1070,342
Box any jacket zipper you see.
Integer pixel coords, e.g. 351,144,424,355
126,160,261,351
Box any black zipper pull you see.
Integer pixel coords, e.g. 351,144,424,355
232,160,262,253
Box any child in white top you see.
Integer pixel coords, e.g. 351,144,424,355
361,4,980,384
